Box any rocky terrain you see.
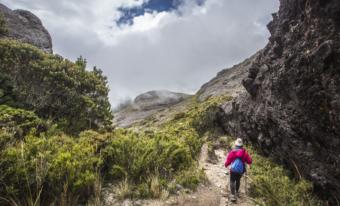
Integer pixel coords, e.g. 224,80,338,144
196,51,261,103
218,0,340,203
0,3,53,54
112,90,192,128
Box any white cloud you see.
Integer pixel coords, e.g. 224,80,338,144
1,0,280,107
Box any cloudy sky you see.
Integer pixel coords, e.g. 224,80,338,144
2,0,279,108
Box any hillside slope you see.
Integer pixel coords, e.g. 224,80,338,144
196,51,261,103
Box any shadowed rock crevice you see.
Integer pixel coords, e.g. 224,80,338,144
218,0,340,203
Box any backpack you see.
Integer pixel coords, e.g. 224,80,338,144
230,149,245,174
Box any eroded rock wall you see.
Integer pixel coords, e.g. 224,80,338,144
218,0,340,202
0,3,53,54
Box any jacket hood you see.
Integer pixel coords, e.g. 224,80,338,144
232,149,246,159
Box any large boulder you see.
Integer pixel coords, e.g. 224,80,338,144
0,3,53,54
218,0,340,203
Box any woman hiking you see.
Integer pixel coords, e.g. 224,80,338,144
224,138,252,202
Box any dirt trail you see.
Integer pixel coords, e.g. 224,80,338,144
104,143,252,206
148,144,253,206
194,144,252,206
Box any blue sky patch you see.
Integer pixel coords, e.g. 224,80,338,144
117,0,206,26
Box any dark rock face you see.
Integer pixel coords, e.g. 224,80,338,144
0,3,53,54
218,0,340,202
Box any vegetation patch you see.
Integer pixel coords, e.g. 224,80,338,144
245,145,328,206
204,94,213,102
173,111,187,120
0,40,114,135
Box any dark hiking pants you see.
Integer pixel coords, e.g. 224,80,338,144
230,171,243,195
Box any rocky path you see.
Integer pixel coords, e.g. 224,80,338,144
103,143,252,206
197,144,252,206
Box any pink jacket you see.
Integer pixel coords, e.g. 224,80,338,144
224,148,252,174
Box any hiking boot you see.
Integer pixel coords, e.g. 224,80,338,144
231,195,236,202
236,191,240,197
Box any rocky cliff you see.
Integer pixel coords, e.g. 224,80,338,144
218,0,340,202
0,3,53,54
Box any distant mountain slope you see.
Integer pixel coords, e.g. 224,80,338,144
112,51,262,129
0,3,53,54
112,90,192,128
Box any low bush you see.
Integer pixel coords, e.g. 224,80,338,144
0,105,40,136
245,145,328,206
0,127,104,205
173,112,186,120
0,40,114,135
181,174,198,191
219,136,233,150
104,129,192,182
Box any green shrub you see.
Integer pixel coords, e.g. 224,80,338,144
193,90,206,102
0,12,9,35
110,165,127,179
0,104,40,136
245,145,327,206
0,72,23,108
104,129,192,182
219,136,233,150
173,112,186,120
137,183,150,198
189,102,219,135
221,94,234,102
181,174,199,191
204,95,212,101
0,40,113,135
0,127,104,206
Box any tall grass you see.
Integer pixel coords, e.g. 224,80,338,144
245,145,328,206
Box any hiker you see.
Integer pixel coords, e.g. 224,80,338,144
224,138,252,202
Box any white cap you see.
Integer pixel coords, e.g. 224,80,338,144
235,138,243,147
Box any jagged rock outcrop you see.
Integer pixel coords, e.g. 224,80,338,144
218,0,340,203
0,3,53,54
113,90,191,128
